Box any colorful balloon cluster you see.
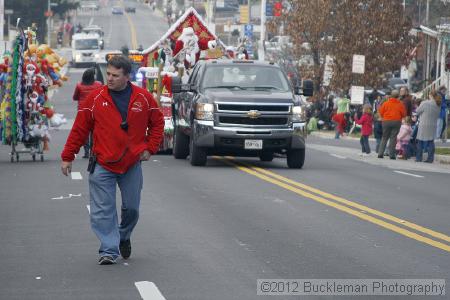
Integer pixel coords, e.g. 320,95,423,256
1,26,68,148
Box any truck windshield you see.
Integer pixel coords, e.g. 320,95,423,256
202,65,291,92
75,39,99,50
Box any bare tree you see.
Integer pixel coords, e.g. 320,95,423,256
268,0,413,93
330,0,413,91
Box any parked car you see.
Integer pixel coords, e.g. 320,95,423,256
387,77,408,92
264,36,293,53
112,6,124,14
125,6,136,13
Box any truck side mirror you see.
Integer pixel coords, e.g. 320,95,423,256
295,80,314,96
302,80,314,96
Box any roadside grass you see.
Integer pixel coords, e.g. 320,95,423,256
436,148,450,156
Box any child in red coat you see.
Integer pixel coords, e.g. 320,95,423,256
355,104,373,155
332,111,347,139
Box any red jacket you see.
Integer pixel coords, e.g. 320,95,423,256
73,81,103,108
61,84,164,174
355,113,373,136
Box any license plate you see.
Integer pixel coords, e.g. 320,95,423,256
244,139,263,150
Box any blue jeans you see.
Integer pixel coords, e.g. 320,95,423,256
360,135,371,154
88,162,143,259
416,140,435,163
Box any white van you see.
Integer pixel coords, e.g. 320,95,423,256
71,33,101,67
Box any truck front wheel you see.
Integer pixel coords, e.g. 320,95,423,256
287,148,305,169
189,136,207,166
173,126,190,159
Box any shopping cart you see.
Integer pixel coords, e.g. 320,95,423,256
10,136,44,162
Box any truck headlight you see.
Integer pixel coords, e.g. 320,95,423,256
75,54,82,61
195,103,214,121
292,106,306,122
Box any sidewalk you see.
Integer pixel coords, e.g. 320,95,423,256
309,130,450,166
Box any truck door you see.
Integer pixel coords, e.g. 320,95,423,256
180,64,202,131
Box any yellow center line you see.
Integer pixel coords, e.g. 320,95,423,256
120,0,138,49
215,157,450,253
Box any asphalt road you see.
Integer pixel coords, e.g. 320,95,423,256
0,3,449,300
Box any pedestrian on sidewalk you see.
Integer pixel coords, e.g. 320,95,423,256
399,87,413,117
395,117,412,159
373,112,383,153
332,110,346,139
436,85,449,142
72,68,103,158
416,92,441,163
378,89,406,159
355,104,373,155
61,56,164,265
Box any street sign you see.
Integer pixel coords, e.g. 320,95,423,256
5,9,13,14
216,0,224,8
244,24,253,37
240,5,249,24
323,55,334,87
266,3,273,16
352,54,365,74
351,86,365,105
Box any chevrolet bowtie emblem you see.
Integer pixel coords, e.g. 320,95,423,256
247,110,261,119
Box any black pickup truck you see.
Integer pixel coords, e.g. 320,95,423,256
171,60,313,168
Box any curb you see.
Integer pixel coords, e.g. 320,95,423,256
309,130,450,165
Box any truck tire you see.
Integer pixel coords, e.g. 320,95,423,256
287,148,305,169
173,126,189,159
259,151,274,162
189,136,207,166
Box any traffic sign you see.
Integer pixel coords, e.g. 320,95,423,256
244,24,253,37
266,3,273,16
240,5,249,24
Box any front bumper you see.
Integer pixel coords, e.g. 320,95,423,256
193,120,306,150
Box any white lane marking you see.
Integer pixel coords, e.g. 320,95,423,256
394,170,424,178
51,194,82,200
330,154,346,159
89,17,94,26
86,205,90,214
36,277,41,280
71,172,83,180
135,281,166,300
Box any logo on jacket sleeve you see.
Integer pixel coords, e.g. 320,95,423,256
131,101,143,112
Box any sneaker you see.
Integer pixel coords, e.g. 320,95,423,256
377,155,383,159
98,256,116,265
119,239,131,259
390,156,396,160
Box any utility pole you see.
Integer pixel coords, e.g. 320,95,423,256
47,0,51,45
0,0,4,42
426,0,430,26
259,0,266,61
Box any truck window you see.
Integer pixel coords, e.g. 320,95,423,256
74,39,99,50
201,65,291,92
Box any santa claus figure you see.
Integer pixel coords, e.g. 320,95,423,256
173,27,200,68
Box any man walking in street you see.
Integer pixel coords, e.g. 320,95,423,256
61,56,164,265
378,89,406,159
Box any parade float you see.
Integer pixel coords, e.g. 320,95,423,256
138,7,227,152
0,24,68,162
